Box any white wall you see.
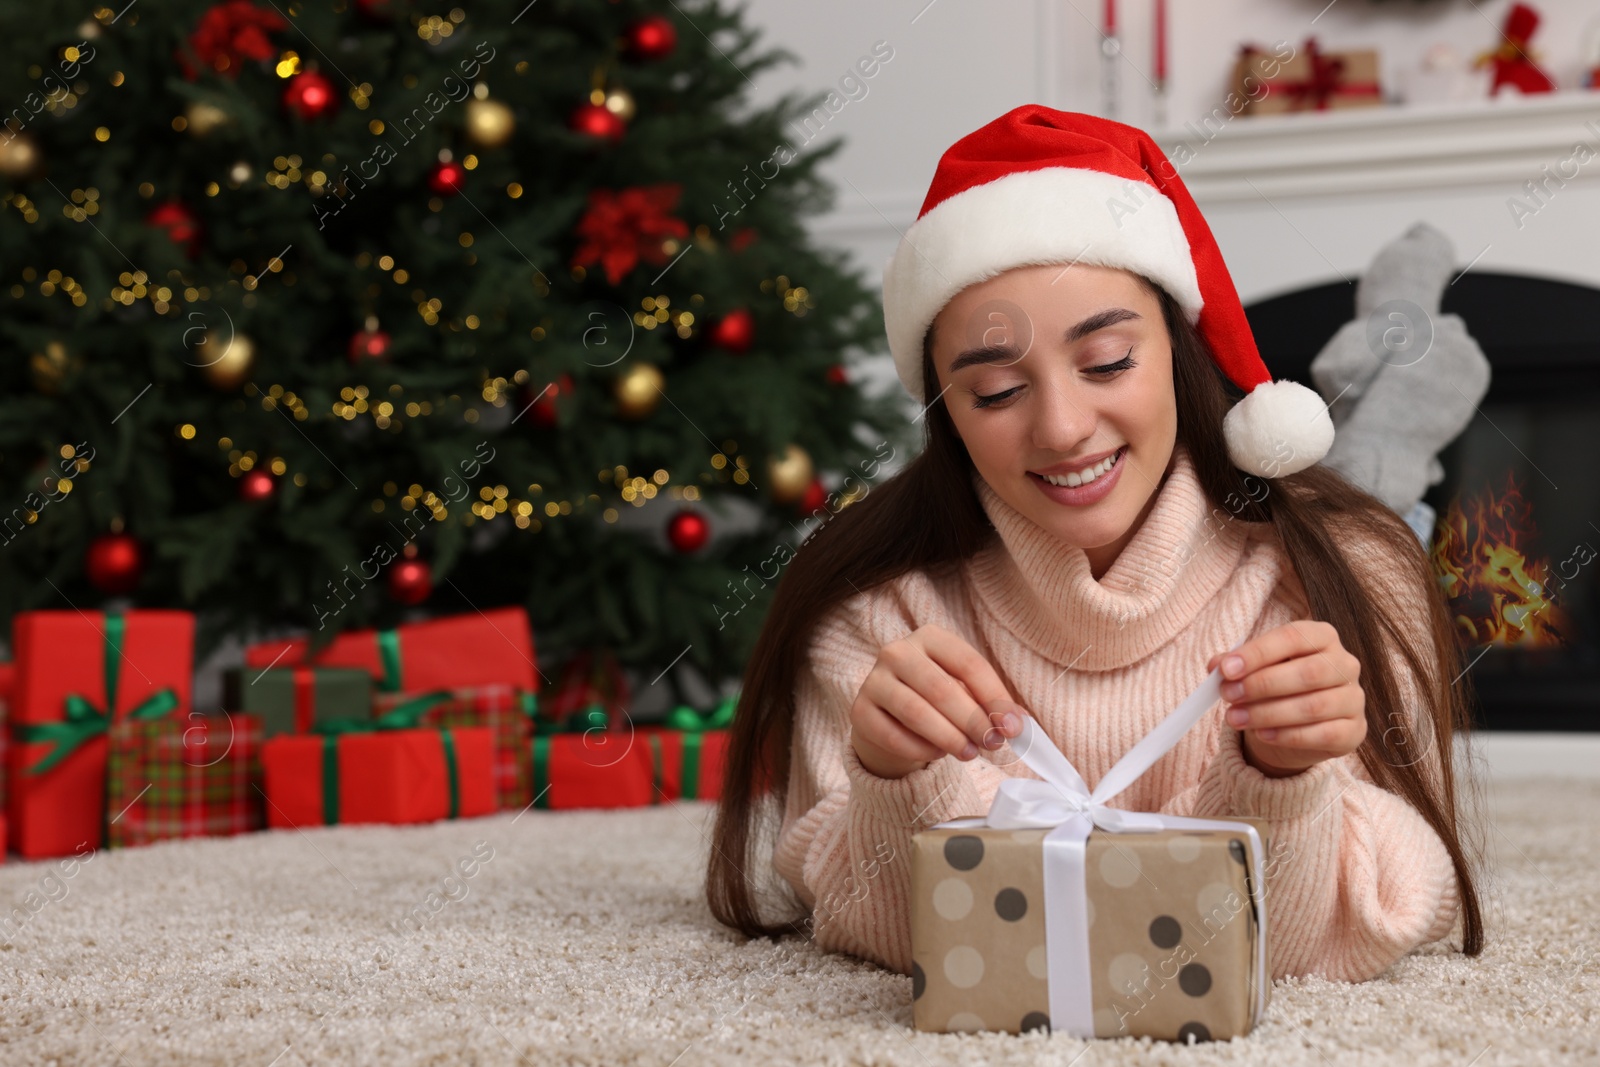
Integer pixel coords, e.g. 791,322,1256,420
734,0,1600,311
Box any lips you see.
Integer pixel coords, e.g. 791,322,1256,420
1031,446,1126,488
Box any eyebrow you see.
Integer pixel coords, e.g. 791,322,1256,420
945,307,1143,374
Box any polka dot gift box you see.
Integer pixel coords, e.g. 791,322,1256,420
909,668,1274,1042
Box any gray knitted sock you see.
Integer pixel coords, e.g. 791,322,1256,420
1308,222,1492,514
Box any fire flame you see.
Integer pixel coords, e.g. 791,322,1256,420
1429,473,1569,648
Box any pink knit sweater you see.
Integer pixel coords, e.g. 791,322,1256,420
773,444,1462,982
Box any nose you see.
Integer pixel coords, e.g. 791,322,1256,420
1029,371,1096,455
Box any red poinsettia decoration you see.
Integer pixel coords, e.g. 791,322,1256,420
177,0,289,81
570,184,690,285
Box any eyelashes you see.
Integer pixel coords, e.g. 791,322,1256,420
969,346,1137,409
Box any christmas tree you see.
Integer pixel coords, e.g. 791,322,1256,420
0,1,909,705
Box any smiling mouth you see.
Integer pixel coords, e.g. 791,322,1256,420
1030,446,1126,488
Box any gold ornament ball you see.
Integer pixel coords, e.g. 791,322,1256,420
185,101,231,137
0,131,41,179
466,98,515,147
198,329,255,389
767,443,814,504
30,341,71,393
604,86,636,122
614,362,664,418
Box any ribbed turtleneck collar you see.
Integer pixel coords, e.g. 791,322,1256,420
963,443,1255,671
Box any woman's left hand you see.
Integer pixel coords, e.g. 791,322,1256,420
1206,621,1367,778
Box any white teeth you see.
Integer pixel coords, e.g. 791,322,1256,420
1039,449,1120,488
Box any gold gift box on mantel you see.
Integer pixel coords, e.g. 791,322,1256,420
909,669,1274,1042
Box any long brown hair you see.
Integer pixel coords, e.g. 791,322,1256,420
706,274,1487,959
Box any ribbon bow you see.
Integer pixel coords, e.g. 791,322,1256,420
663,693,736,733
18,612,180,776
934,665,1269,1038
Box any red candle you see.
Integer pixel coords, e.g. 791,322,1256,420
1154,0,1166,82
1104,0,1116,35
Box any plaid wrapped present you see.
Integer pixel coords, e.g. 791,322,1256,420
105,713,265,849
372,685,534,811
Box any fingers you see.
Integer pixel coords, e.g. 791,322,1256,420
862,676,980,762
1220,646,1359,704
1243,715,1366,754
853,694,957,767
909,626,1025,749
1225,684,1364,735
1217,620,1339,681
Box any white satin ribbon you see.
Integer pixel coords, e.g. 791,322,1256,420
934,666,1270,1038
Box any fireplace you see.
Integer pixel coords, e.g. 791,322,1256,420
1245,271,1600,732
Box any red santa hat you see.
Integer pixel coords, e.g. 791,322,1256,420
882,104,1334,479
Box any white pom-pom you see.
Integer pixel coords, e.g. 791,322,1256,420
1222,380,1335,478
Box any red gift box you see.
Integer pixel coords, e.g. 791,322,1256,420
105,713,265,849
374,685,534,811
8,610,193,858
243,607,538,693
261,726,496,827
639,726,729,801
637,697,735,801
531,723,657,810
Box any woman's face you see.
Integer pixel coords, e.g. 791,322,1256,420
930,263,1178,577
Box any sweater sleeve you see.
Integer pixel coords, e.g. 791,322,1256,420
1158,539,1462,982
1162,720,1459,981
772,604,999,976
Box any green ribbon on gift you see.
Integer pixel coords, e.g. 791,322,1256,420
310,693,461,825
18,612,180,776
648,694,737,800
375,628,404,692
530,706,609,809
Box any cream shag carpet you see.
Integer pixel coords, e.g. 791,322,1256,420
1,778,1596,1066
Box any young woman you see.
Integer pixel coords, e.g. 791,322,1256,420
706,105,1486,985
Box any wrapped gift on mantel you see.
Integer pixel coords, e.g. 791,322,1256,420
911,669,1273,1042
243,607,538,694
1234,36,1382,116
222,665,373,737
8,610,194,858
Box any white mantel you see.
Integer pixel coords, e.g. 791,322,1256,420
1153,89,1600,305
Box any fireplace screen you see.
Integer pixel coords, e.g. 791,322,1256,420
1248,271,1600,731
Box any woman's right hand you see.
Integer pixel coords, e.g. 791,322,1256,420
848,624,1027,780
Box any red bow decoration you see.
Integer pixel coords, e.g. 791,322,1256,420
177,0,289,81
570,184,691,286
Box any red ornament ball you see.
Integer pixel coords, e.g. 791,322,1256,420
526,372,574,429
86,532,144,596
825,364,849,386
625,15,678,62
388,558,432,605
666,509,710,554
146,201,202,258
238,469,276,502
708,308,754,354
799,478,828,514
283,70,338,120
348,327,391,363
570,102,625,141
353,0,393,21
428,159,466,196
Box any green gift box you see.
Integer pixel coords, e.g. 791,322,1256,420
223,665,372,737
